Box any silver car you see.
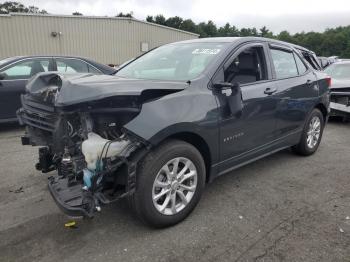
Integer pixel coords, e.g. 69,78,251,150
324,61,350,120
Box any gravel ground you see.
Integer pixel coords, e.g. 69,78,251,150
0,120,349,262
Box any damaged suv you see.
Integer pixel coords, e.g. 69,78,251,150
18,37,330,227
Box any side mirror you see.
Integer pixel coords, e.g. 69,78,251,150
0,72,6,80
226,82,243,117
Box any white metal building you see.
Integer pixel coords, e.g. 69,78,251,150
0,13,199,65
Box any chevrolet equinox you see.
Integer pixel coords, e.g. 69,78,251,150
18,37,330,227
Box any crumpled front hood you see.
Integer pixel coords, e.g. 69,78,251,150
26,72,187,106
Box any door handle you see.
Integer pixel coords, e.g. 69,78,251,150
264,87,277,95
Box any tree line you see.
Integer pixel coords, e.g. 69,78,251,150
0,1,47,14
1,1,349,58
146,15,350,58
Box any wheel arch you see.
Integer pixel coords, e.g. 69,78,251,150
167,132,212,183
314,103,328,121
146,130,213,183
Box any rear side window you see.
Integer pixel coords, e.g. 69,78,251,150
56,58,89,73
87,64,102,74
271,49,298,79
294,54,308,74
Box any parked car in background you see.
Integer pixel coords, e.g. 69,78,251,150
18,37,330,227
328,56,339,64
324,61,350,120
0,56,116,123
318,56,331,69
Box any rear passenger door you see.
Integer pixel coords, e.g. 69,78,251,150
269,44,319,138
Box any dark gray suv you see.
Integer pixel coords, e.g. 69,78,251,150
18,37,330,227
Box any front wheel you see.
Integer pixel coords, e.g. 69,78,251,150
292,108,324,156
129,139,206,228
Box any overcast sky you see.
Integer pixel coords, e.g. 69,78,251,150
19,0,350,33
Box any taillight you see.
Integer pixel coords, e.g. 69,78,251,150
325,77,331,88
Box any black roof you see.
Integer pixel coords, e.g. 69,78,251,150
175,37,315,54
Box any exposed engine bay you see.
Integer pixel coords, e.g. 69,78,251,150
17,72,186,217
19,96,145,217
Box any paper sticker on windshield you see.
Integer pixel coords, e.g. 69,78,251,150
192,48,221,55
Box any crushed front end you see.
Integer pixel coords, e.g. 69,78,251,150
17,73,149,217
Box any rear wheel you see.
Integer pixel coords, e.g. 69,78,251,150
292,108,324,156
129,139,206,228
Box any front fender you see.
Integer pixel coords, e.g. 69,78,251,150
124,89,220,164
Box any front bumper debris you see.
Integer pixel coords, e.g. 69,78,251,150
47,148,145,218
48,176,95,217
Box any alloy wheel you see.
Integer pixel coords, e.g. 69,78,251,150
306,116,321,149
152,157,198,216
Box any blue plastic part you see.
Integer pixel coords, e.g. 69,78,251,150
83,160,103,189
83,169,95,188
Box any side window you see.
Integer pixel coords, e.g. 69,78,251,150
87,64,102,74
294,53,308,74
270,49,298,78
224,46,267,85
0,59,49,80
56,58,89,73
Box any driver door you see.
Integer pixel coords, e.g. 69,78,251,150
214,43,279,173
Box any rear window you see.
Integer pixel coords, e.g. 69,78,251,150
56,58,89,74
88,64,102,74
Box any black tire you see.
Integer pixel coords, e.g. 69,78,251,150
292,108,324,156
129,139,206,228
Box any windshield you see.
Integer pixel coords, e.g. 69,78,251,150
116,42,229,81
324,63,350,80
